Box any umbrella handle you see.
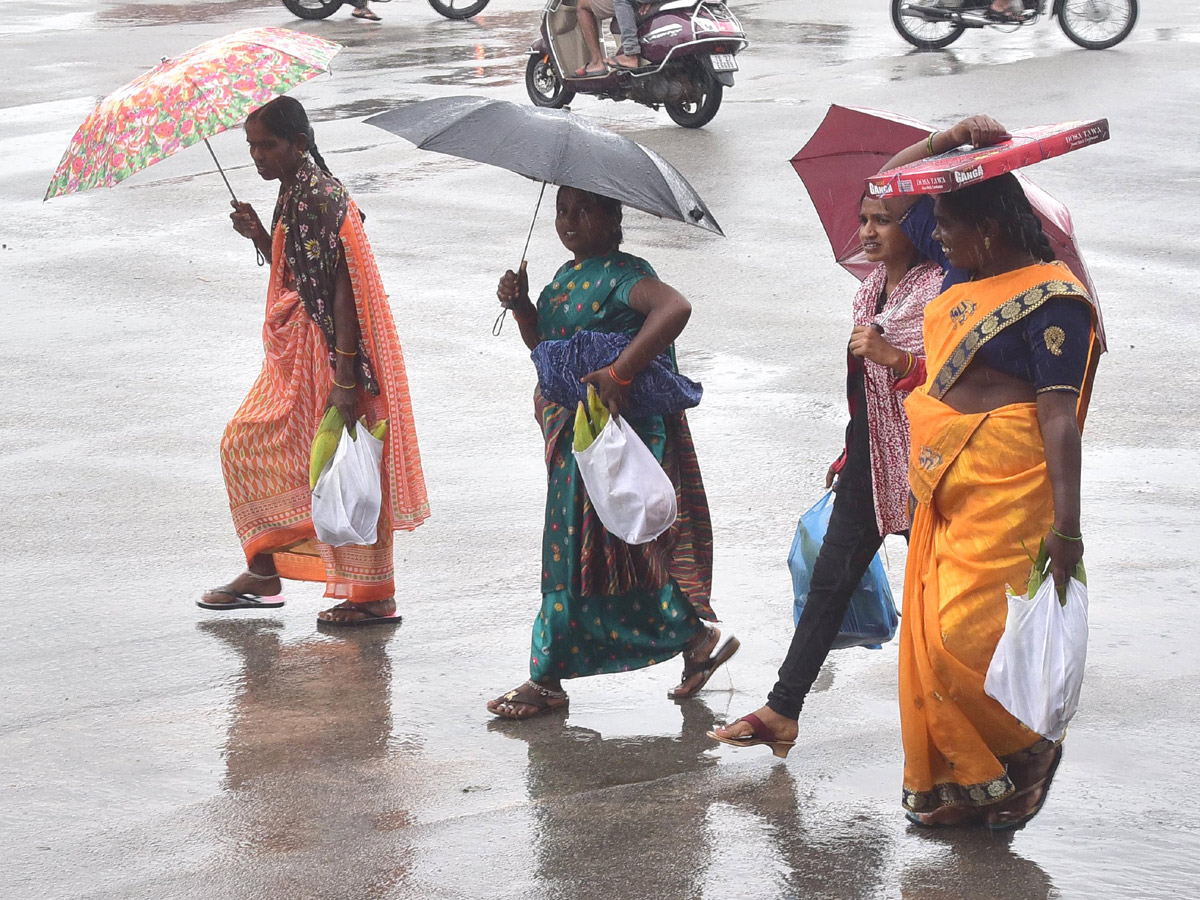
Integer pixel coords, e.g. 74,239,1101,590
204,137,265,267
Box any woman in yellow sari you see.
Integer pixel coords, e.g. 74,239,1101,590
198,97,429,626
900,172,1101,829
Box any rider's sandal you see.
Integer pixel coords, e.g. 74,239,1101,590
984,2,1024,21
707,713,796,758
574,63,609,77
352,8,383,20
197,569,285,610
667,628,741,699
488,679,569,720
611,55,653,72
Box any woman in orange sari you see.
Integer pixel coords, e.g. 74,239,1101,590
900,172,1101,829
198,97,428,626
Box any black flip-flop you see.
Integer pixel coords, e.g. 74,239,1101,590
317,607,403,628
352,8,382,21
197,589,285,610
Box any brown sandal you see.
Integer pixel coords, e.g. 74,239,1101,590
668,627,740,699
487,680,569,720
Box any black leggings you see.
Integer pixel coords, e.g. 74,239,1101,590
766,370,898,720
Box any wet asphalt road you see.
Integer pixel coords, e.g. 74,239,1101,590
3,1,1200,898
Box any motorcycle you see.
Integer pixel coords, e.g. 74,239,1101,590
891,0,1137,50
525,0,748,129
283,0,490,21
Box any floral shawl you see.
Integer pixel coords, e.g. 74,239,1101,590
852,260,943,535
272,156,379,395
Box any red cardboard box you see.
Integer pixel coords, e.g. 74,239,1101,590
867,118,1109,198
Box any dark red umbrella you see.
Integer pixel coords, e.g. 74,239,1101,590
790,105,930,281
790,105,1104,347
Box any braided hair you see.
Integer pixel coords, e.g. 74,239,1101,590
939,173,1055,263
247,95,332,176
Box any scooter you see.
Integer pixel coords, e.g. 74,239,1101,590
283,0,490,21
891,0,1137,50
525,0,748,129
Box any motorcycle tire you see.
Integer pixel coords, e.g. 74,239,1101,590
282,0,343,20
427,0,490,19
526,55,576,109
1058,0,1138,49
890,0,966,50
665,62,722,129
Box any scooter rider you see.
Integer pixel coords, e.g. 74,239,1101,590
576,0,648,75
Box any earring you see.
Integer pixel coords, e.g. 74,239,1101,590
984,236,991,251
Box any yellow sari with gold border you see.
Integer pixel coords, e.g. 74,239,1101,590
899,261,1099,813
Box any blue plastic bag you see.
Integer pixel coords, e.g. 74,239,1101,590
787,491,899,650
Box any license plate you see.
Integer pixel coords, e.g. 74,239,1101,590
709,53,738,72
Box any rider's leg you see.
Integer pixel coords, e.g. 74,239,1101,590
612,0,642,62
578,0,606,66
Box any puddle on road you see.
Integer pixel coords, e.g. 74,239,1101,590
96,0,274,26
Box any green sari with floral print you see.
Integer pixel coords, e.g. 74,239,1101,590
529,251,715,682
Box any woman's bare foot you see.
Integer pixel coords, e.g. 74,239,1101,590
710,705,799,744
487,679,568,719
200,566,281,605
318,597,397,624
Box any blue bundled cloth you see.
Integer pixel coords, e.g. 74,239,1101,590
532,330,703,417
787,491,899,650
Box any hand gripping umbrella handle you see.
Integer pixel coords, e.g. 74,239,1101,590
204,137,265,268
494,180,548,336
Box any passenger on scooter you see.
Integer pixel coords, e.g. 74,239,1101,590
576,0,648,76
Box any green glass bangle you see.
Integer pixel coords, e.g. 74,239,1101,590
1050,525,1083,542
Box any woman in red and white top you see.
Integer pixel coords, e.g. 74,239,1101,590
710,193,942,756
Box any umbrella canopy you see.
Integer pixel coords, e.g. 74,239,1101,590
790,105,1101,310
364,96,723,235
45,27,342,200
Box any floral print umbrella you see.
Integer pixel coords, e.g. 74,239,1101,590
45,27,341,201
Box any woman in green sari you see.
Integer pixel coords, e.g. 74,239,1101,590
487,186,737,719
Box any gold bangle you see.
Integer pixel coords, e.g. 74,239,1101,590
1050,525,1083,542
926,132,937,155
332,378,356,390
334,346,356,357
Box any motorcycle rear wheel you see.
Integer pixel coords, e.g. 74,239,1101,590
282,0,342,19
890,0,966,49
1058,0,1137,49
665,63,722,129
526,55,576,109
427,0,490,18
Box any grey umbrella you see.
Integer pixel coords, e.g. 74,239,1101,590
363,96,723,236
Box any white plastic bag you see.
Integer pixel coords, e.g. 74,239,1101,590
573,415,677,545
984,576,1089,742
311,425,385,547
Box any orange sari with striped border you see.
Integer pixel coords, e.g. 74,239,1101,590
899,262,1098,813
220,202,429,603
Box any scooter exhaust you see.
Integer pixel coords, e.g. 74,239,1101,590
900,4,996,26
